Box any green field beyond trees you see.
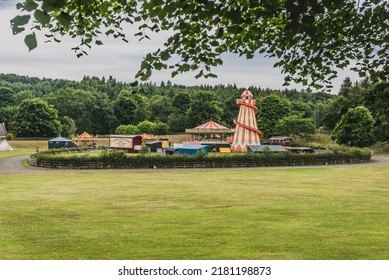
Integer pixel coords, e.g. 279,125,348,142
1,165,388,259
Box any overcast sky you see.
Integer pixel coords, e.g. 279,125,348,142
0,0,359,93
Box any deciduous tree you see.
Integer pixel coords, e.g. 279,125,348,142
331,106,375,147
275,115,316,136
257,94,291,137
13,98,61,137
187,90,223,127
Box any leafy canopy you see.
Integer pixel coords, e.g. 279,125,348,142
11,0,388,91
14,97,62,137
275,115,316,136
331,106,375,147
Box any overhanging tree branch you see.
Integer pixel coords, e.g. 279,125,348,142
10,0,389,91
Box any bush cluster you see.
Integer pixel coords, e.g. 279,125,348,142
31,147,372,169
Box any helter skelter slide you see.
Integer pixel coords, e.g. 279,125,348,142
230,90,263,152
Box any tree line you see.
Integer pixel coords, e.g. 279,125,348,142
0,73,387,147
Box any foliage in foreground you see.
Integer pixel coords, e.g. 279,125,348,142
11,1,388,90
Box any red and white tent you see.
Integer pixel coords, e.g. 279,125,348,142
193,117,229,130
185,118,234,140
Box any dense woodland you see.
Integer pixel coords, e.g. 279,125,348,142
0,73,387,147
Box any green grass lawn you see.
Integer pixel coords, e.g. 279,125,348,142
0,140,47,159
0,148,35,159
0,165,388,260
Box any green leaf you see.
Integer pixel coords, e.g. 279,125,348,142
210,40,219,47
24,33,37,51
11,25,25,35
160,51,170,61
53,0,67,8
154,63,167,70
216,27,224,38
204,73,218,78
57,12,72,29
105,29,115,36
99,2,110,15
11,15,31,26
24,0,39,12
195,70,204,79
34,9,51,25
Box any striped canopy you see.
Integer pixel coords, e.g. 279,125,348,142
194,118,228,130
78,132,93,138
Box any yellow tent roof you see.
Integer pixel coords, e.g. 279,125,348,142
78,132,93,138
141,133,156,140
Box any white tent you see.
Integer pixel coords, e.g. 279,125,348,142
0,139,13,151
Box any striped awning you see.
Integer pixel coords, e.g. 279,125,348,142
193,117,228,130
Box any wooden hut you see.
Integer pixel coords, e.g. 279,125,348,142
146,141,163,153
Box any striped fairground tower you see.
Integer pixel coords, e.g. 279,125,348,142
231,90,263,152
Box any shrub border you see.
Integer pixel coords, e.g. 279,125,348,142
29,147,372,169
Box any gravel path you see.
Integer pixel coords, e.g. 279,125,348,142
0,154,388,174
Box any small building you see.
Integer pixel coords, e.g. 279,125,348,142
0,122,7,139
248,145,287,153
48,136,74,149
159,138,169,149
72,132,98,149
165,147,179,155
146,141,163,153
199,141,230,152
109,134,143,153
178,145,209,156
269,136,292,147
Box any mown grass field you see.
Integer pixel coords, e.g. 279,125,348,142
0,140,47,160
0,165,388,260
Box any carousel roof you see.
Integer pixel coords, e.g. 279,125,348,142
77,132,93,138
194,118,228,130
141,133,156,140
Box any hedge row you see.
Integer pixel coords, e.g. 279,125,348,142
30,147,372,169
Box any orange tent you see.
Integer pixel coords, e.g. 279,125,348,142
72,132,98,148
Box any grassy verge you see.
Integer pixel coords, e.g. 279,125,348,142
0,165,388,260
0,148,35,159
0,140,47,160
